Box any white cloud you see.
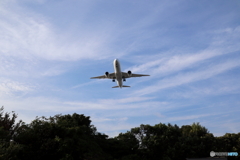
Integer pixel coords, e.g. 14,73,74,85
167,113,213,122
72,81,100,89
96,123,135,137
98,96,154,104
91,116,128,123
0,1,118,62
127,25,240,77
63,99,160,111
131,59,240,96
0,79,34,97
176,78,240,99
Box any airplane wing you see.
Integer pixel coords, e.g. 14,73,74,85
90,73,115,79
121,72,150,78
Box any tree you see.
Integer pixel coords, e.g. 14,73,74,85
180,122,215,158
0,106,25,159
111,131,139,159
121,122,215,160
0,106,24,140
215,133,240,152
129,123,184,160
13,113,111,160
1,106,239,160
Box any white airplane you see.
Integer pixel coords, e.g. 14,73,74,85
90,59,150,88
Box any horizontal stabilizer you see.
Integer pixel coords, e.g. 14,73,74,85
112,85,131,88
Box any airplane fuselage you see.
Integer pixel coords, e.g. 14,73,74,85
113,59,123,88
90,59,149,88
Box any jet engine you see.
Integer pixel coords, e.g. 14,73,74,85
105,72,109,78
127,70,132,77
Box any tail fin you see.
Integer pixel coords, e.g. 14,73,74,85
112,85,130,88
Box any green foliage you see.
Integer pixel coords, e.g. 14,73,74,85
111,131,139,159
0,106,25,160
1,107,240,160
130,123,183,160
215,133,240,152
0,106,24,140
128,122,218,160
179,122,214,158
13,113,110,160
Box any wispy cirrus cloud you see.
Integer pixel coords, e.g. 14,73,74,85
0,1,122,81
0,5,108,62
0,79,34,97
127,25,240,76
131,59,240,96
171,77,240,99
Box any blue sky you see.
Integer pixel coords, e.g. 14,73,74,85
0,0,240,137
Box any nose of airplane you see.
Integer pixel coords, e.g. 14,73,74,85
113,59,118,64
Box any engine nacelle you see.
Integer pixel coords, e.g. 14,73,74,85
105,72,109,78
128,70,132,77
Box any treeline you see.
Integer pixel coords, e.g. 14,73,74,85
0,106,239,160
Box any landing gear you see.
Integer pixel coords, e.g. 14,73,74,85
123,78,126,82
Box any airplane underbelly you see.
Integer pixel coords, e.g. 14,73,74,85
117,73,122,80
114,60,122,87
115,67,122,80
117,79,122,87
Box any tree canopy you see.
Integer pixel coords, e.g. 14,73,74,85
0,107,239,160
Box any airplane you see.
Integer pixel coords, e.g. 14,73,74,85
90,59,150,88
